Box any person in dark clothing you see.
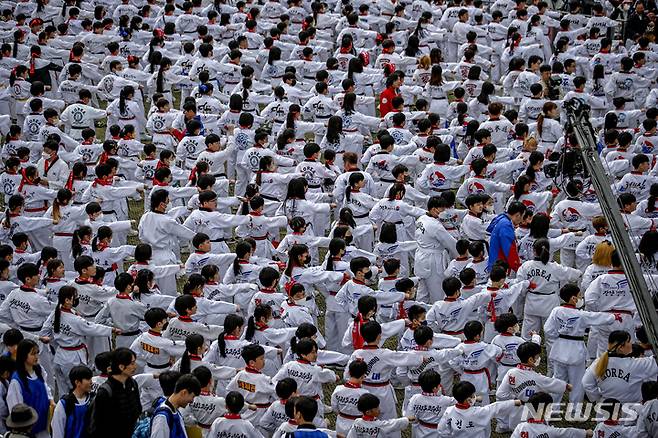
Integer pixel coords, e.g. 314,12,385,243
87,348,142,438
626,2,650,40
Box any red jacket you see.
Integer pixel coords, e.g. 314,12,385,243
379,86,399,117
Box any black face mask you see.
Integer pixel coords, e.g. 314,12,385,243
73,297,80,307
364,269,372,280
345,235,353,245
162,321,169,331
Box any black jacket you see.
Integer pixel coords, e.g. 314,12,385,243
87,376,142,438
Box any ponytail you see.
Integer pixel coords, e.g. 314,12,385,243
536,114,544,137
181,333,204,374
54,286,76,334
594,330,631,378
593,351,609,379
245,316,256,341
119,88,128,115
534,238,550,265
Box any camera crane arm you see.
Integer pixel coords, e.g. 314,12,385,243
565,98,658,364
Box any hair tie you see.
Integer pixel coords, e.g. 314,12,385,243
284,280,296,296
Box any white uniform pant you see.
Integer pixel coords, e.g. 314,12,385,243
151,249,179,296
325,309,351,354
553,360,585,403
361,383,400,438
52,235,74,271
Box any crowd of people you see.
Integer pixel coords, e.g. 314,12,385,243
2,0,658,437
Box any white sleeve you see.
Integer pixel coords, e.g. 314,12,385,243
6,379,23,411
50,400,67,438
150,414,171,438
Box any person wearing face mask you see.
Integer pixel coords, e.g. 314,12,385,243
273,338,337,427
138,189,196,284
129,308,185,374
583,330,658,404
36,142,69,191
414,196,459,303
402,325,464,413
544,284,620,406
38,108,79,153
40,286,118,393
335,256,408,329
280,282,318,328
495,341,570,433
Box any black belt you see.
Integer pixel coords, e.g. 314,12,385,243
102,210,116,215
213,173,227,178
71,125,87,129
308,184,321,189
380,178,396,183
528,290,554,296
500,362,516,367
559,334,584,341
210,238,227,242
316,114,331,119
354,213,369,219
147,362,170,369
119,330,141,336
20,325,42,332
384,220,403,225
260,194,279,201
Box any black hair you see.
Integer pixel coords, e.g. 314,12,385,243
216,314,245,358
517,341,542,363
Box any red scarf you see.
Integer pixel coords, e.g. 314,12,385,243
98,151,111,164
92,176,112,187
16,168,34,193
352,313,366,349
156,160,169,170
487,292,497,322
65,171,76,191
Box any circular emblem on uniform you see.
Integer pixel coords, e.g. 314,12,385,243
28,119,40,135
154,119,165,131
381,98,388,104
184,140,196,155
3,180,14,195
103,77,114,93
249,154,260,170
72,107,85,123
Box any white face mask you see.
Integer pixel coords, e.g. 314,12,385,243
41,152,51,160
468,395,477,405
623,4,630,11
94,213,104,221
533,356,541,367
576,298,584,309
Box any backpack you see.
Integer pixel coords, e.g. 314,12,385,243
131,396,170,438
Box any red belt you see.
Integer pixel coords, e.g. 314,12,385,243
253,235,268,240
464,367,491,387
25,206,47,213
61,344,86,351
338,412,361,420
54,233,73,237
363,380,390,387
329,291,338,296
418,419,438,429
